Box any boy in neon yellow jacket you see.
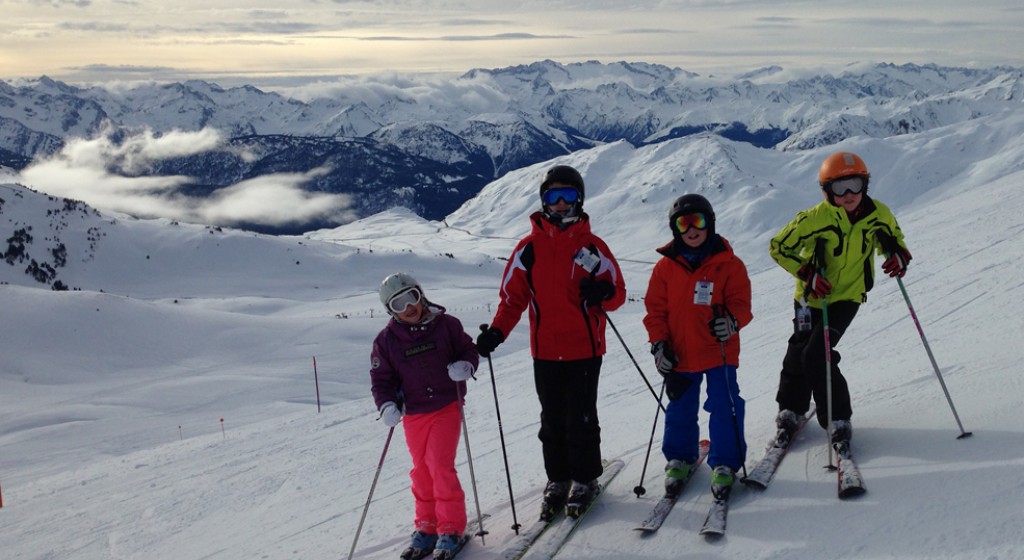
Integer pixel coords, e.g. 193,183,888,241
769,151,912,451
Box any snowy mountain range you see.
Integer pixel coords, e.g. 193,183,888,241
2,77,1024,558
2,61,1021,231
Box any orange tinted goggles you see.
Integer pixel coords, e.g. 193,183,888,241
674,212,707,234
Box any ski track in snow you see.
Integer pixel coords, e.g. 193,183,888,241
1,117,1024,559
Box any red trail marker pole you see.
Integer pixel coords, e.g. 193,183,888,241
313,357,322,413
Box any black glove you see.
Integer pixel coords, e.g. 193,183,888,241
882,246,912,278
579,277,614,306
476,326,504,357
708,314,738,342
651,340,678,376
798,264,832,298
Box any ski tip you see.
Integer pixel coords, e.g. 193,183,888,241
740,477,766,490
838,486,867,499
699,528,725,539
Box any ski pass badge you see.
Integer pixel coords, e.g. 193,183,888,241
693,281,714,306
574,247,601,274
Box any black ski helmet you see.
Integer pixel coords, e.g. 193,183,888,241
669,193,716,242
539,164,585,227
539,165,585,207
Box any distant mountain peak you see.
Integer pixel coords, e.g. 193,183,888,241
1,60,1021,233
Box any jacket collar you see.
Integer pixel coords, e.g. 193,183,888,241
529,211,592,237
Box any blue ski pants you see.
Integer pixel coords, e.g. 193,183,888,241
662,364,746,470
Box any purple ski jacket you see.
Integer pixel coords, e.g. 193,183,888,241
369,305,479,415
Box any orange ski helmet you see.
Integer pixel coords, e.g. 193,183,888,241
818,151,870,187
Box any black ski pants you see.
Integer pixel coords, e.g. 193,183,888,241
533,356,603,484
776,299,860,429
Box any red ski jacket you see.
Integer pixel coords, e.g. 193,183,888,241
490,212,626,361
643,236,752,372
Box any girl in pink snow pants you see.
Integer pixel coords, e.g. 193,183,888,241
370,273,479,558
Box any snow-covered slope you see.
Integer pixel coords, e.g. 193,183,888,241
1,100,1023,559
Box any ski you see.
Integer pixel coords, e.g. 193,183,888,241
698,497,729,537
699,462,737,538
518,458,625,560
741,408,815,490
634,439,711,533
835,443,866,499
496,515,560,560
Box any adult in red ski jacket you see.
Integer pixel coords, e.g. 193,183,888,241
476,164,626,520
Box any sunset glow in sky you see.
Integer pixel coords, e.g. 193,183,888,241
2,1,1023,87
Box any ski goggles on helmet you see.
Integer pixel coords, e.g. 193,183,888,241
387,287,422,314
674,212,708,234
825,176,866,197
541,187,580,206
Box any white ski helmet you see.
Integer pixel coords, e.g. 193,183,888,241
379,272,423,311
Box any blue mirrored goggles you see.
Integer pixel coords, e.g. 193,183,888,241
825,176,866,196
541,187,580,206
387,287,422,314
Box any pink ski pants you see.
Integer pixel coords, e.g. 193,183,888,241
402,401,466,536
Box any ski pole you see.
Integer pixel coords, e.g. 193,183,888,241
347,426,395,560
601,309,666,413
633,381,666,497
479,324,522,534
821,295,837,471
875,232,972,439
718,339,748,479
575,250,663,412
895,276,973,438
455,382,488,544
811,239,838,470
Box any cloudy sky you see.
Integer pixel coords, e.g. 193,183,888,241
2,0,1022,87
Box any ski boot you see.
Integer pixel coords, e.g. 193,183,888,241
775,409,800,447
539,480,570,521
565,479,600,518
400,531,437,560
710,465,735,501
431,533,461,560
664,459,693,496
830,420,853,458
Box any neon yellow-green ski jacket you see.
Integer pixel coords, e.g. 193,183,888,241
770,196,906,307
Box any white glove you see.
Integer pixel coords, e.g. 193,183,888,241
379,401,402,427
651,341,677,376
447,360,475,382
708,314,739,342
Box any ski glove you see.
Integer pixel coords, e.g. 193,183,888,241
379,401,402,427
708,314,738,342
798,264,832,298
447,360,475,382
651,340,678,376
579,277,615,307
882,246,912,278
475,326,505,357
